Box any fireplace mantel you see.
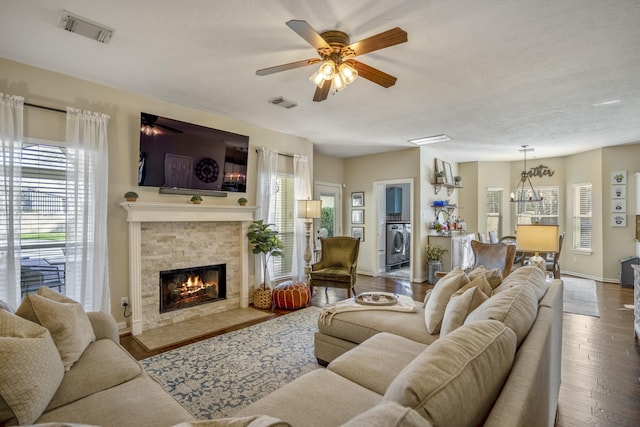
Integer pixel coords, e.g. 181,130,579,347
120,202,257,335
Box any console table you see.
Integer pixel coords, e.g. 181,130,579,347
632,264,640,339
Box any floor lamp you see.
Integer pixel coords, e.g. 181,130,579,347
297,199,322,285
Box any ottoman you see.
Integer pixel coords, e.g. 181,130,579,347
273,280,311,309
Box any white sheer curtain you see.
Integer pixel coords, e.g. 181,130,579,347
65,107,110,312
292,154,312,282
255,147,278,286
0,94,23,308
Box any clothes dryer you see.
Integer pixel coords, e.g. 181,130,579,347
386,223,405,266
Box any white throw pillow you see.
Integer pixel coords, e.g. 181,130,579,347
423,268,469,334
467,266,503,289
0,310,64,425
440,286,489,336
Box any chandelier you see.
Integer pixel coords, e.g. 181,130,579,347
510,145,543,203
309,58,358,93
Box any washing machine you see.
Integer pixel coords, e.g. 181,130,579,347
403,223,411,261
386,223,405,266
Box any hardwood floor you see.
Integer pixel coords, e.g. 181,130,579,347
120,275,640,426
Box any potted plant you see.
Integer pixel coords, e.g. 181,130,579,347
247,220,284,308
190,195,203,204
435,171,445,184
124,191,138,202
237,197,248,206
425,244,447,284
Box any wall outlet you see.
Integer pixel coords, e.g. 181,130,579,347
120,297,129,308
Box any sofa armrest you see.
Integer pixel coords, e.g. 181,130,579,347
87,311,119,343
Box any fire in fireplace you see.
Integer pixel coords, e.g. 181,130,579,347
159,264,226,313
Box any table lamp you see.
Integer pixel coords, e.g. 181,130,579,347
516,224,559,272
297,199,322,283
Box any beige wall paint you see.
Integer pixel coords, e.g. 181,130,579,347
313,150,344,185
601,144,640,281
1,57,314,325
343,148,420,277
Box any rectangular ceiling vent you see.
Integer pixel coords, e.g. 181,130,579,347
59,10,115,44
268,97,298,109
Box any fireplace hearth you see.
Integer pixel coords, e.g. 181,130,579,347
159,264,226,313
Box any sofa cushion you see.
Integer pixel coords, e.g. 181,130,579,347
328,332,427,395
342,401,433,427
47,339,143,411
383,320,517,427
492,265,548,301
423,267,469,334
20,293,96,371
465,282,538,346
467,266,503,289
440,286,489,336
0,310,64,425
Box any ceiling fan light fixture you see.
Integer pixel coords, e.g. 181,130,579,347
319,60,336,80
338,63,358,85
309,69,325,88
332,72,346,92
140,125,158,136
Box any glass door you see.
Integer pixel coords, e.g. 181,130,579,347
314,183,342,258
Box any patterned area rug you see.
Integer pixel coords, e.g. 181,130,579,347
140,306,322,419
562,276,600,317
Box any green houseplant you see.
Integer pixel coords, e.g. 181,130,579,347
247,220,284,308
190,195,203,204
237,197,248,206
124,191,138,202
425,244,447,284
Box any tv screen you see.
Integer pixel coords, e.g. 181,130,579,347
138,113,249,193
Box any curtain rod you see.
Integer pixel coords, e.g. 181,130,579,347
254,148,294,159
24,102,66,114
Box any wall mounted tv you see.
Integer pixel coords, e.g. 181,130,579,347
138,112,249,194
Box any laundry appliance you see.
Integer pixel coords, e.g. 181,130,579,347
386,223,405,266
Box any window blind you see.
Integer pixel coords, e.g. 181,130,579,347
573,183,592,250
486,189,502,236
516,186,559,225
272,174,294,278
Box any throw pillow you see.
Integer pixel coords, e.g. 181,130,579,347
383,320,517,427
423,288,432,305
22,293,96,371
440,286,489,336
492,265,548,301
468,266,503,289
0,299,14,314
423,267,469,334
465,283,538,346
0,310,64,425
457,274,492,296
342,401,433,427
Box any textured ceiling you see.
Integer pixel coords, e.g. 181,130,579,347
1,0,639,161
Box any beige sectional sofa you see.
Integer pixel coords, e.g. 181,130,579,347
0,287,195,427
238,266,563,427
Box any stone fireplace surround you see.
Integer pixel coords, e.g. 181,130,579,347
120,202,255,335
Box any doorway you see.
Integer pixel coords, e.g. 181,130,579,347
373,179,414,281
314,182,343,256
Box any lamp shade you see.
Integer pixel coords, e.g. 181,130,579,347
516,224,559,253
297,200,322,219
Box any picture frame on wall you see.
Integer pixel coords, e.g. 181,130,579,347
611,199,626,213
351,192,364,207
612,185,626,199
611,170,627,185
351,226,364,242
444,161,454,185
351,209,364,224
611,214,626,227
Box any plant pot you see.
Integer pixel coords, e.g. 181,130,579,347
191,200,201,205
239,202,247,206
428,261,442,284
253,287,272,309
125,198,137,202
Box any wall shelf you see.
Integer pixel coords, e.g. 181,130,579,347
431,204,462,219
432,182,463,196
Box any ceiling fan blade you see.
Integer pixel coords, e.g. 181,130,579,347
256,58,321,76
342,27,407,58
348,60,397,88
313,79,331,102
286,20,331,51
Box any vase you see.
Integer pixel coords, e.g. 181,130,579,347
428,261,442,284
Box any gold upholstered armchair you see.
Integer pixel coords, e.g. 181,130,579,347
310,237,360,298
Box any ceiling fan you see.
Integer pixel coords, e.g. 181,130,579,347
256,20,408,102
140,113,183,136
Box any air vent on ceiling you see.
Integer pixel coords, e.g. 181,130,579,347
268,97,298,109
59,10,115,44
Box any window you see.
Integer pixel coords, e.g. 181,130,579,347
516,186,559,225
19,141,68,298
272,174,294,278
573,183,592,251
486,189,502,237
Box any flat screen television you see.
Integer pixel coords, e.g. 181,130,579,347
138,112,249,193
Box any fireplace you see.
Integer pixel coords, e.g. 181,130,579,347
159,264,226,313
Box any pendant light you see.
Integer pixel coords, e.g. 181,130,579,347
510,145,543,203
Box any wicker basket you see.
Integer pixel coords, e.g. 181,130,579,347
253,287,272,309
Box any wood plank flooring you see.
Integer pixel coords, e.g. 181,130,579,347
120,275,640,426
